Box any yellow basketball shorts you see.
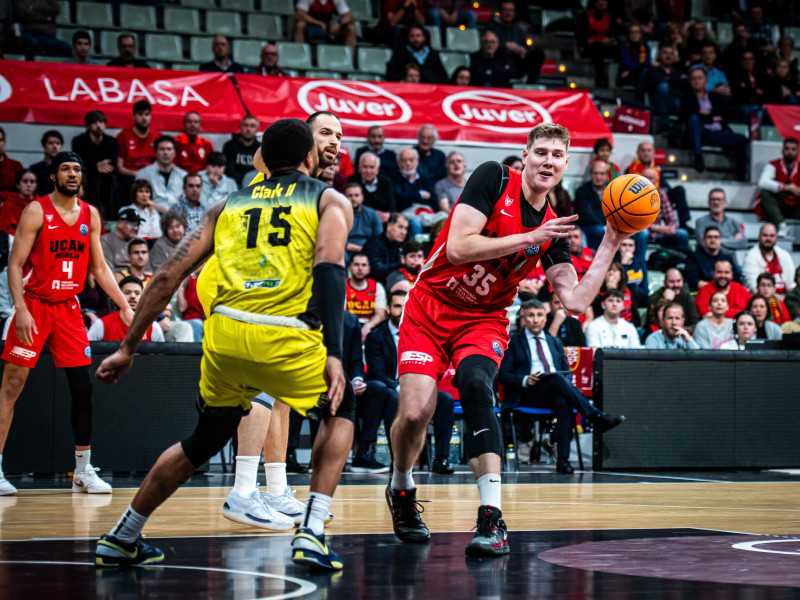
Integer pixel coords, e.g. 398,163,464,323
199,313,327,415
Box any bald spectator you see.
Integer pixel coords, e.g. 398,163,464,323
175,111,214,174
694,260,751,318
29,129,62,197
470,30,516,88
200,35,246,73
355,126,398,177
646,268,699,329
107,33,150,68
222,115,260,187
254,43,285,76
756,137,800,239
435,151,467,212
294,0,357,50
0,128,24,193
741,223,796,297
387,24,448,84
348,152,396,223
414,124,447,183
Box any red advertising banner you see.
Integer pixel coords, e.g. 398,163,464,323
0,60,245,132
235,74,612,147
765,104,799,141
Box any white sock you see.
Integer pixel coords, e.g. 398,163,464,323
75,450,91,472
110,505,149,544
302,492,332,536
0,454,4,478
476,473,502,510
232,456,260,496
391,467,414,491
264,462,288,495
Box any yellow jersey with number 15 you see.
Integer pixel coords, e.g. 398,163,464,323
210,169,329,317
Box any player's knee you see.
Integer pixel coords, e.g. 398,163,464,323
398,400,436,433
181,398,245,468
456,356,497,407
65,366,92,400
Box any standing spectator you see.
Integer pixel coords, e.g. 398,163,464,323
719,310,758,350
172,174,205,232
355,126,397,177
12,0,71,60
347,152,396,222
373,0,424,49
113,239,152,284
29,129,62,197
642,167,689,252
694,260,751,319
644,44,687,135
585,289,642,348
116,100,160,199
755,273,791,324
685,225,741,292
435,151,467,213
100,207,142,273
617,22,650,90
88,276,163,342
470,30,516,88
693,291,734,349
174,112,214,174
199,151,237,208
425,0,477,31
345,181,382,256
107,33,150,68
222,115,260,187
135,136,188,211
576,0,619,88
149,211,186,271
646,268,699,330
694,188,747,255
120,180,161,240
573,160,610,250
387,25,448,84
346,253,387,342
784,266,800,321
293,0,357,51
254,43,285,76
742,223,796,295
199,35,246,73
644,303,700,349
0,127,24,193
746,294,783,340
755,137,800,238
385,239,425,293
583,138,620,182
414,125,446,184
484,1,545,84
362,213,408,286
66,30,98,65
72,110,120,219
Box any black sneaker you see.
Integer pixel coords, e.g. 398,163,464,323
432,457,454,474
592,412,625,433
350,452,390,474
95,534,165,567
385,485,430,543
465,505,509,557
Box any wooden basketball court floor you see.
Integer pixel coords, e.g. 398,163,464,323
1,467,799,599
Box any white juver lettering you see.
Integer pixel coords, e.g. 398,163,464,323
97,78,124,102
456,103,539,123
70,78,98,102
365,101,384,115
311,93,394,117
43,77,68,100
153,80,177,106
181,84,208,107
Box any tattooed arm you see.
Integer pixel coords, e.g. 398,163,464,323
96,202,225,383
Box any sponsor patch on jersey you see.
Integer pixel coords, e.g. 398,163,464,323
504,194,513,207
84,346,91,358
244,279,282,290
492,341,503,357
10,346,37,360
400,351,434,364
524,245,540,257
79,223,89,236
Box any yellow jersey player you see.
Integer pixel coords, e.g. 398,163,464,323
94,118,354,571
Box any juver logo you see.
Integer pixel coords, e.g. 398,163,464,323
442,90,552,133
0,74,12,103
298,81,412,126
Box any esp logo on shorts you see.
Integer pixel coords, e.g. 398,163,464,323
400,351,433,364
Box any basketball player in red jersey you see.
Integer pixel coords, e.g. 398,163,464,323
0,152,134,496
385,123,627,555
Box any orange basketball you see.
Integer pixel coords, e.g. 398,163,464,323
601,174,660,234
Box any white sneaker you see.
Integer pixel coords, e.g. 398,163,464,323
223,490,295,531
0,475,17,495
777,222,793,239
72,465,112,494
262,487,306,525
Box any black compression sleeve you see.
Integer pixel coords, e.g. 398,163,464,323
305,262,346,359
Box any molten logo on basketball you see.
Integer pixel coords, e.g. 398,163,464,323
297,81,412,126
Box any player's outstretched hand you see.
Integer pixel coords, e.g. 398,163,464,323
96,350,134,385
15,309,37,347
323,356,347,416
526,214,578,246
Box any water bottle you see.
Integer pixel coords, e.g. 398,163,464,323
448,425,461,465
375,425,391,466
505,444,518,471
430,435,435,460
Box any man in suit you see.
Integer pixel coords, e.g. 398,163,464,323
498,299,624,474
365,290,456,474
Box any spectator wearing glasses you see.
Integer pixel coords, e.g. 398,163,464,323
254,43,285,76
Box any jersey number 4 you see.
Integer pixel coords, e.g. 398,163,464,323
243,206,292,249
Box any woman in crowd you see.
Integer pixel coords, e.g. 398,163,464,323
121,179,161,240
450,66,472,86
769,58,799,105
617,23,650,88
149,211,187,271
693,291,733,349
592,262,640,326
720,311,758,350
746,294,783,340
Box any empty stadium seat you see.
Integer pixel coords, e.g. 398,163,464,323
145,34,185,62
190,36,215,62
164,8,201,35
785,26,800,46
348,0,373,22
445,27,479,53
425,26,442,50
206,11,243,36
120,5,159,32
716,22,733,45
170,63,201,71
276,41,313,70
76,2,114,29
305,70,344,79
55,1,71,25
348,73,383,81
180,0,216,8
317,44,353,72
247,14,284,40
439,51,469,78
232,39,263,65
270,0,296,17
357,46,391,74
541,9,573,33
221,0,255,10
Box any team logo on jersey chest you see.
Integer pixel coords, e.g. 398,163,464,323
45,213,53,223
504,195,513,207
79,223,89,236
524,246,540,257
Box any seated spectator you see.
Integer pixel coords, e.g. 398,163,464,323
694,188,747,255
222,115,260,187
425,0,477,31
694,260,751,319
114,238,152,284
485,1,544,84
149,211,187,271
178,267,205,342
346,252,387,341
120,180,161,240
199,151,237,208
755,138,800,238
0,169,37,236
685,225,741,292
450,66,472,86
107,33,150,68
692,291,734,349
199,35,246,73
175,112,214,174
392,148,434,236
72,110,120,219
682,21,714,68
365,290,455,474
644,44,687,135
576,0,619,88
14,0,71,60
645,267,699,330
470,30,516,88
372,0,425,50
660,22,686,59
591,261,639,326
770,58,799,105
690,42,732,97
573,160,609,251
621,0,657,39
545,293,586,347
172,173,205,232
567,226,594,280
729,50,772,122
100,207,142,273
744,4,776,67
293,0,356,51
644,302,700,349
0,127,24,193
583,137,620,182
719,310,758,350
254,43,285,76
548,181,573,218
387,25,448,84
355,125,398,178
627,141,691,231
755,273,791,325
345,181,382,256
683,66,748,177
116,100,160,199
319,159,346,194
415,125,447,184
586,289,642,348
155,303,194,343
435,151,466,212
348,152,396,222
643,296,670,342
642,166,689,252
29,129,62,197
746,294,783,340
720,24,759,77
742,223,796,295
77,272,110,330
66,30,97,65
784,266,800,321
88,276,164,342
402,63,422,83
503,155,523,171
386,239,424,293
617,237,648,306
135,136,188,212
617,23,651,90
776,36,799,76
362,212,407,286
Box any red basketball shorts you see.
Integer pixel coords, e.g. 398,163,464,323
398,287,510,380
2,294,91,368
